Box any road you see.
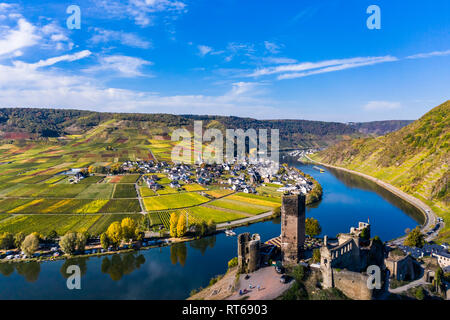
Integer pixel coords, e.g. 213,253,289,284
305,156,439,244
216,211,274,230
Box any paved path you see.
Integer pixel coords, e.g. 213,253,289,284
135,175,146,214
216,211,274,230
389,274,427,294
227,266,293,300
305,156,439,244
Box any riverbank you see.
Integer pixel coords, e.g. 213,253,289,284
305,155,438,243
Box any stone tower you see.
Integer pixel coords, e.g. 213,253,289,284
281,193,306,266
237,233,261,273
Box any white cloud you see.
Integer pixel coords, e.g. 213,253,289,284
197,45,213,57
84,55,153,77
249,55,398,79
363,101,401,111
264,41,280,54
25,50,92,69
0,18,40,57
96,0,187,27
90,28,152,49
262,57,298,64
406,49,450,60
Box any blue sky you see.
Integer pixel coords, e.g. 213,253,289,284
0,0,449,121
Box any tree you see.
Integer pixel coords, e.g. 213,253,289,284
360,227,370,240
21,233,39,256
14,232,26,249
47,230,58,241
305,218,322,237
59,233,78,255
228,257,238,269
207,219,216,234
121,218,137,242
106,222,122,248
404,226,425,248
177,214,187,238
169,213,178,238
100,233,110,250
76,233,87,252
0,232,14,250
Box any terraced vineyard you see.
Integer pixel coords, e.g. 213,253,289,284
0,114,286,237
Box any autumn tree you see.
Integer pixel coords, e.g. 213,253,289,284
106,222,122,248
0,232,14,250
177,214,187,238
59,233,78,255
21,233,39,256
404,226,425,248
169,213,178,238
100,233,110,250
305,217,322,237
14,232,26,249
121,217,137,242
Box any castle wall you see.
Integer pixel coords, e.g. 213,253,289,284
332,269,373,300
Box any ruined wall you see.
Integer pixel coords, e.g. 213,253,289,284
332,269,373,300
385,254,416,281
281,193,305,265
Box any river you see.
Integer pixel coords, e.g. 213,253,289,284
0,163,423,299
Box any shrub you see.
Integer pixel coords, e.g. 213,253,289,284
228,257,238,269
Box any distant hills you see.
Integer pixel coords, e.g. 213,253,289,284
0,108,412,149
313,101,449,241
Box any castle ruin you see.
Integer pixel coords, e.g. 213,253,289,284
281,193,306,266
237,233,261,273
320,221,384,300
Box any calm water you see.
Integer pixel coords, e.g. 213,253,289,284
0,163,423,299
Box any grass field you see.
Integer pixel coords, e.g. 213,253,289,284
208,198,273,215
76,183,114,199
188,206,247,223
183,184,206,192
156,186,179,195
99,199,141,213
119,174,140,183
139,186,156,197
204,189,234,198
0,214,103,236
143,192,209,211
113,184,137,198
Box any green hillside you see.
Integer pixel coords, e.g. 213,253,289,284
313,101,449,241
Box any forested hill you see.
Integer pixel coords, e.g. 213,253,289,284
313,101,449,241
0,108,414,149
0,108,357,149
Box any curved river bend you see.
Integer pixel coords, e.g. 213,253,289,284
0,163,423,299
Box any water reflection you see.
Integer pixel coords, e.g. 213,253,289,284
15,262,41,282
60,258,88,279
170,243,187,266
327,167,424,224
189,235,216,255
101,253,146,280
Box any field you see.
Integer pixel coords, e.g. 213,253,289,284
188,206,247,223
113,184,137,198
143,192,209,211
76,184,114,199
0,115,285,237
0,215,103,236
